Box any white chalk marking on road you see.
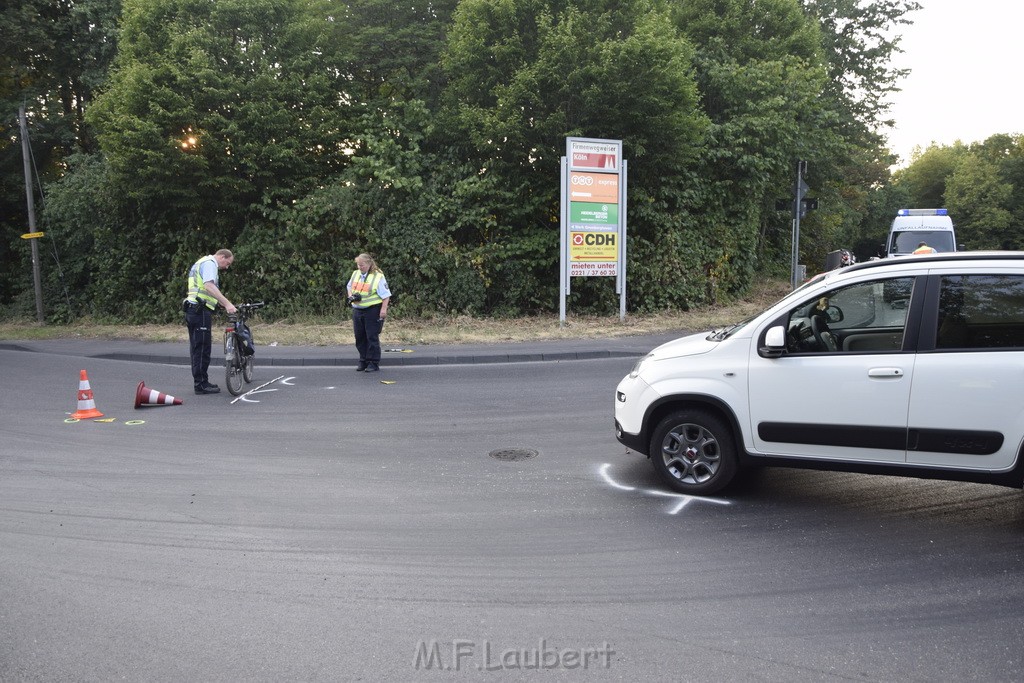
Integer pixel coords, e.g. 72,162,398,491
238,388,278,403
599,463,636,490
231,375,286,404
647,488,731,514
600,463,732,514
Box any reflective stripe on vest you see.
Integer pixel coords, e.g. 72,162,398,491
348,270,384,307
187,255,218,309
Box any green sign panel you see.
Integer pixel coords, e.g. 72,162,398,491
569,201,618,229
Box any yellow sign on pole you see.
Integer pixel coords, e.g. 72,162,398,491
569,231,617,261
20,231,44,239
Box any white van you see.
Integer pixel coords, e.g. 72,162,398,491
885,208,957,257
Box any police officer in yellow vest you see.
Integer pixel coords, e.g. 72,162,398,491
346,253,391,373
913,241,937,254
184,249,237,393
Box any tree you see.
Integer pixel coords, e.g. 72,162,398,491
889,135,1024,252
801,0,921,139
987,135,1024,235
443,0,708,311
894,143,964,208
13,0,934,320
228,1,462,315
332,0,458,111
945,153,1013,249
56,0,364,317
943,137,1023,250
0,0,121,317
670,0,853,285
798,0,920,270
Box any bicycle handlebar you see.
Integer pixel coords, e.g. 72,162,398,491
228,302,266,321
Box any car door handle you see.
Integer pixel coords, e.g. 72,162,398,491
868,368,904,378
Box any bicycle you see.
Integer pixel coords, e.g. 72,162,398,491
224,302,265,396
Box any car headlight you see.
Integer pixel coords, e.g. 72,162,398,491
629,353,654,379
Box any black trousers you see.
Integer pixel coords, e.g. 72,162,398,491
185,305,213,387
352,304,383,363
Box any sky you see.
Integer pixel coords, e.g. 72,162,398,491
884,0,1024,167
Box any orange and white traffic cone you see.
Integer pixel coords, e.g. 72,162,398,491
71,369,104,419
134,381,183,409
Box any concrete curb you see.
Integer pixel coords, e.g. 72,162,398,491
0,336,681,368
85,349,640,367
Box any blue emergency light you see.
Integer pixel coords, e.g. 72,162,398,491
897,208,948,216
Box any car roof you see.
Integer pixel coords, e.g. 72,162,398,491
835,251,1024,277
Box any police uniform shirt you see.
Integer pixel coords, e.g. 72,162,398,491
351,271,392,303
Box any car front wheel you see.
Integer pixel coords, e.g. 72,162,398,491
650,409,738,495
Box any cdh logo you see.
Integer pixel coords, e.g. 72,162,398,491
583,233,615,246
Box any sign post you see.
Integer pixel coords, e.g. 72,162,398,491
560,138,626,323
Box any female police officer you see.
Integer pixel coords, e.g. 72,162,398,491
345,253,391,372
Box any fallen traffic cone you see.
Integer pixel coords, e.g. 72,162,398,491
71,369,104,419
134,381,183,409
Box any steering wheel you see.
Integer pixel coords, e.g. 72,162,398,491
811,314,838,351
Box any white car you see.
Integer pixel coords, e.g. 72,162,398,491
615,252,1024,495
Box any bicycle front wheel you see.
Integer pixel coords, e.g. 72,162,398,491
225,334,244,396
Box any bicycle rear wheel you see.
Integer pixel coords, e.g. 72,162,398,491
225,333,244,396
242,350,254,383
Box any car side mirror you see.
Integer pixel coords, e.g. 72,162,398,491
826,305,843,323
760,325,787,358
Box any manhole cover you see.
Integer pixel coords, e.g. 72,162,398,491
488,448,538,462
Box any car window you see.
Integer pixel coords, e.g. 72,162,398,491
936,274,1024,350
785,277,913,353
891,231,955,254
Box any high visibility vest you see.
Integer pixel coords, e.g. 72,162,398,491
186,256,219,309
348,270,384,307
913,245,937,254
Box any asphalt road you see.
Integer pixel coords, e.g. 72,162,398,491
2,345,1023,680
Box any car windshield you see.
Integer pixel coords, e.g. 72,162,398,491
707,273,831,341
708,315,755,340
891,230,955,254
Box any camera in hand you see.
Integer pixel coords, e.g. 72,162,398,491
347,293,362,303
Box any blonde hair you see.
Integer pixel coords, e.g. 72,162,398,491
355,252,381,273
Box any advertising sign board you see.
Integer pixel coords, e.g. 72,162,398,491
569,202,618,230
568,172,619,204
568,140,619,171
560,138,627,322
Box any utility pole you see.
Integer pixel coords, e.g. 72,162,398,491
20,104,45,323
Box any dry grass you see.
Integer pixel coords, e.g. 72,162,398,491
0,279,791,346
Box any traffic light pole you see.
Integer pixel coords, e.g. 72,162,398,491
790,160,807,290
